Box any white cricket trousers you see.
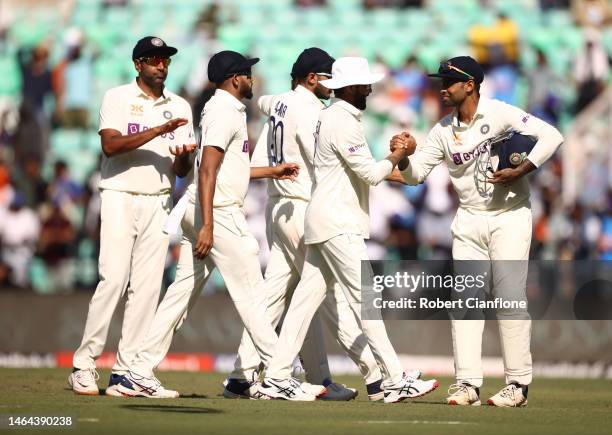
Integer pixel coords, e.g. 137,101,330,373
128,198,278,377
265,233,404,386
73,190,170,374
450,204,533,388
230,198,381,384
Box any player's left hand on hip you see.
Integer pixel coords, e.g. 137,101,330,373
488,168,521,186
275,162,300,181
170,144,197,156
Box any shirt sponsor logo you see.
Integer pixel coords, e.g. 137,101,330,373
348,143,366,153
127,123,175,139
131,104,144,116
451,141,492,165
242,140,249,153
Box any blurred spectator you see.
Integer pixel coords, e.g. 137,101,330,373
469,13,519,68
0,97,19,155
52,28,92,129
571,0,611,28
37,204,77,292
482,63,520,105
414,164,455,259
13,156,48,209
103,0,129,7
391,55,428,113
0,159,15,212
0,193,40,287
15,43,53,163
573,29,610,113
526,50,562,125
540,0,571,10
46,160,83,213
296,0,327,6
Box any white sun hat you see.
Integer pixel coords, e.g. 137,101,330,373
320,57,385,89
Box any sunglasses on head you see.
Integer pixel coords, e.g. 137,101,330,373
316,72,332,78
440,61,473,80
139,56,171,67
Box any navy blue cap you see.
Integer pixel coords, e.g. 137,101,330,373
428,56,484,84
132,36,177,60
208,50,259,84
291,47,335,79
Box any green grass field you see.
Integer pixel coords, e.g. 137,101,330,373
0,369,611,435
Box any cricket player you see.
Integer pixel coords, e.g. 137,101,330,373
69,36,196,396
226,48,386,401
114,50,310,398
393,56,563,407
259,57,439,403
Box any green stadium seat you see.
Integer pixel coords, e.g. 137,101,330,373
0,56,22,97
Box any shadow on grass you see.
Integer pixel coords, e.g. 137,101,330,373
120,404,222,414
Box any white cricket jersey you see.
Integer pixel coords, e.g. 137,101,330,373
98,79,195,195
251,85,323,201
401,97,563,214
188,89,250,208
304,99,394,244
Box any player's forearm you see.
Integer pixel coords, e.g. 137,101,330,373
250,167,276,179
386,169,408,185
101,127,162,157
198,168,216,230
513,159,537,177
525,125,564,168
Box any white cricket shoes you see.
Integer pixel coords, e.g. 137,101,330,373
446,383,481,406
319,383,358,401
259,377,322,401
383,374,439,403
68,368,100,395
487,383,528,407
115,371,179,398
300,381,327,397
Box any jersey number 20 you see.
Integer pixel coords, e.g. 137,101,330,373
268,115,284,165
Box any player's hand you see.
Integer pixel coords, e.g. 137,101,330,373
390,132,416,155
488,168,522,186
169,143,197,156
156,118,188,135
272,163,300,180
194,226,213,259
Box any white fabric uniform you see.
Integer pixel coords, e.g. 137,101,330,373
230,87,381,384
128,89,278,377
73,80,195,374
401,97,563,387
266,99,404,386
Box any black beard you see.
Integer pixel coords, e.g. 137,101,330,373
355,95,367,110
243,89,253,100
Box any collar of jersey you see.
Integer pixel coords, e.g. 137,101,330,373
130,79,169,102
331,98,362,120
215,89,246,112
451,96,491,129
294,85,325,108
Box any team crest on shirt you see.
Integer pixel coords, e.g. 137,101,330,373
480,124,490,134
163,110,172,119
